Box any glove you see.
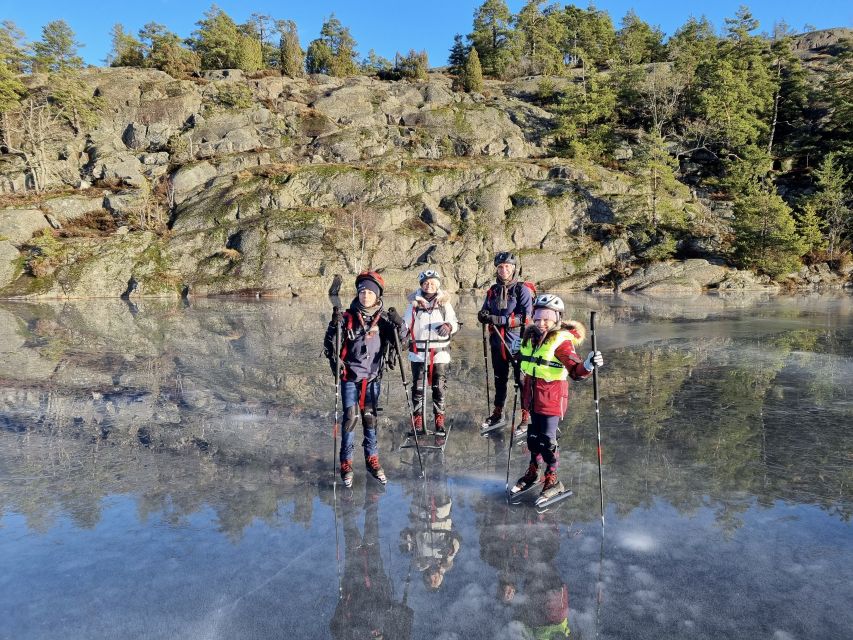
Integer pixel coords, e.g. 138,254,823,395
436,323,452,337
477,309,491,324
387,307,404,327
584,350,604,371
331,306,342,323
324,349,339,376
489,314,505,327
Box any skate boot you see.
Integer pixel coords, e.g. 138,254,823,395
480,406,506,433
340,459,354,488
434,414,447,446
511,463,539,495
409,413,426,437
538,472,564,501
365,454,387,485
513,410,530,438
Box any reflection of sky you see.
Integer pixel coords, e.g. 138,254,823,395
2,485,851,639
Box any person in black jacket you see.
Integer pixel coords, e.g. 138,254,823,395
478,251,534,432
324,271,408,487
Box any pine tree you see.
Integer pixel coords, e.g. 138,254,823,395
616,10,665,66
306,15,359,77
796,202,827,256
448,34,468,77
463,47,484,93
140,23,200,77
821,38,853,174
625,131,685,228
0,61,24,114
397,50,429,81
32,20,84,73
235,35,263,72
559,5,615,69
732,185,805,277
108,24,144,67
470,0,512,77
0,21,30,73
512,0,566,75
808,153,852,258
555,60,616,158
49,70,105,134
277,20,304,78
188,6,245,70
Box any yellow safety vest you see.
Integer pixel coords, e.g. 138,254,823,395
519,330,572,382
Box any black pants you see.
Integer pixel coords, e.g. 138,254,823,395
411,361,447,416
527,412,560,474
491,342,519,409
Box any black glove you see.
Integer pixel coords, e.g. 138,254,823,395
489,314,505,326
385,342,397,370
331,306,342,323
436,323,452,337
387,307,404,327
477,309,491,324
324,349,339,376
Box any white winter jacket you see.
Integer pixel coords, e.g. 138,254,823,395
403,289,459,364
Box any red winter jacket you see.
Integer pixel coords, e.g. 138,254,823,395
520,321,591,418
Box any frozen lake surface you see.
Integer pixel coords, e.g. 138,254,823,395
1,293,851,639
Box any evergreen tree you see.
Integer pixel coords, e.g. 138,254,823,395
447,34,469,77
0,60,25,114
731,185,805,277
463,47,484,93
305,15,358,77
470,0,512,77
49,71,105,134
0,21,30,73
555,61,616,158
512,0,566,75
244,13,277,67
140,23,200,77
32,20,84,73
108,24,145,67
821,38,853,174
189,6,258,71
625,130,685,228
361,49,393,76
559,5,615,69
808,153,851,258
616,10,665,66
397,50,429,80
796,202,827,256
277,20,304,78
767,27,808,158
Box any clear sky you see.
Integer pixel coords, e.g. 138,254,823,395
2,1,851,68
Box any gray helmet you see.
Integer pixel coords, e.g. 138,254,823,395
418,269,441,285
493,251,517,267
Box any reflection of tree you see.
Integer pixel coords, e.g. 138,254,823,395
330,483,413,640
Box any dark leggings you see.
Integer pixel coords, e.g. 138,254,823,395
527,412,560,474
411,361,447,416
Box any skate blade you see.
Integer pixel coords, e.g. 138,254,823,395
534,490,573,510
479,421,506,435
508,483,540,504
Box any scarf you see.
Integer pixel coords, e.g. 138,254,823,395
495,276,518,311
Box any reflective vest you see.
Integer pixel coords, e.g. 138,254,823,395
519,331,571,382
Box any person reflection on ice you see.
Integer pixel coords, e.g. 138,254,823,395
330,482,413,640
479,503,570,639
399,465,462,592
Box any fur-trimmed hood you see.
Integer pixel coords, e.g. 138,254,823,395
407,289,451,309
523,319,587,346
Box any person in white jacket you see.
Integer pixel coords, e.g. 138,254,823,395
404,270,459,436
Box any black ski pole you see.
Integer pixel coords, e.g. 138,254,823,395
392,327,425,477
591,311,604,526
482,324,491,418
504,357,521,498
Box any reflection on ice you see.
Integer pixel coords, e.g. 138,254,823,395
0,292,851,639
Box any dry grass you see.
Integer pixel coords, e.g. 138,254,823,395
57,209,118,238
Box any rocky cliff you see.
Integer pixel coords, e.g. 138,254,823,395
0,66,849,298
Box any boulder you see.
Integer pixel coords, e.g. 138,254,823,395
0,240,20,288
172,162,217,204
0,209,50,245
41,196,106,223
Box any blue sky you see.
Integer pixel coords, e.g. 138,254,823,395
2,1,851,67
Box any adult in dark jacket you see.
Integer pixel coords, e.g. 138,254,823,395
323,271,408,487
478,251,534,432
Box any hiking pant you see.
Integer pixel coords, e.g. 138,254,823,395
340,379,380,463
411,362,447,417
527,412,560,474
490,343,511,409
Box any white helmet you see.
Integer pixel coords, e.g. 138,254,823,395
533,293,564,313
418,269,441,284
